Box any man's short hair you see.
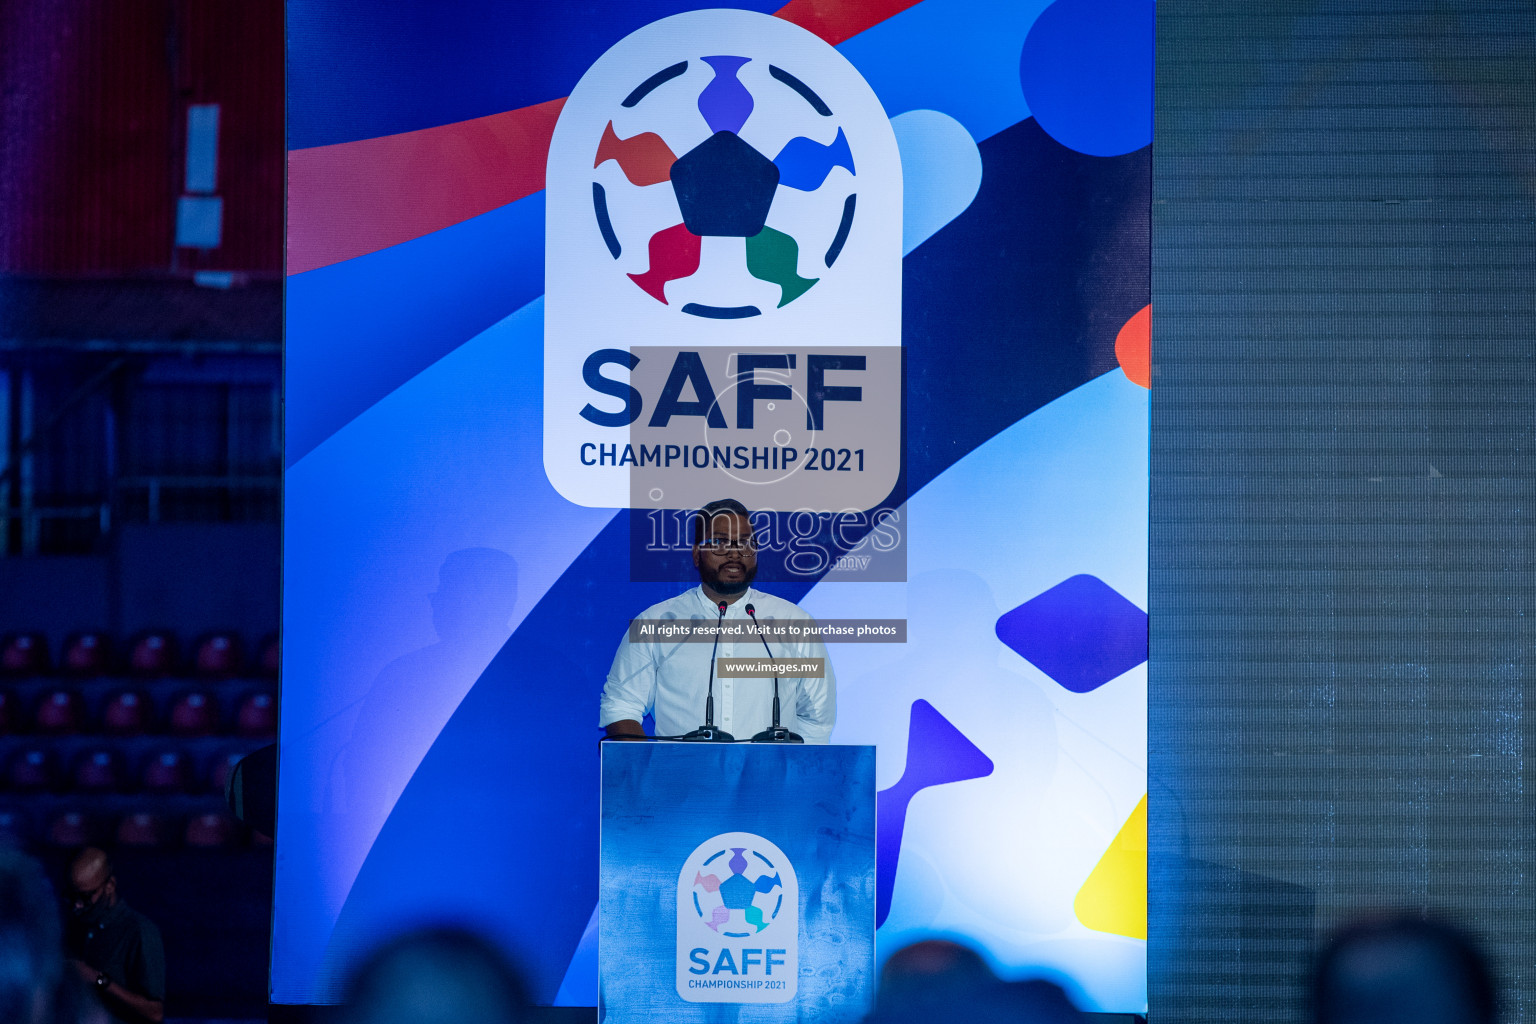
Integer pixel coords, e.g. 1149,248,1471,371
340,927,528,1024
693,498,751,543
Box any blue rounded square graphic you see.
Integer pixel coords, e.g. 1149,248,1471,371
995,574,1147,693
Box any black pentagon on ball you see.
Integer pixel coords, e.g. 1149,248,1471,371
718,872,757,910
670,131,781,237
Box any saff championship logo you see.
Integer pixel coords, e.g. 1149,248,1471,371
689,846,786,934
590,52,858,318
546,9,901,512
675,831,799,1003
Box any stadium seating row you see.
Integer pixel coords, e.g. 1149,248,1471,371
1,742,257,795
0,805,264,850
0,684,275,737
0,629,279,679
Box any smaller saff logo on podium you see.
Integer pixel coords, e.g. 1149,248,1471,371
676,832,798,1003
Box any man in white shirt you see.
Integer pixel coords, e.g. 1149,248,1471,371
600,498,836,743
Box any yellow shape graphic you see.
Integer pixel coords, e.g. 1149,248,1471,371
1073,794,1147,940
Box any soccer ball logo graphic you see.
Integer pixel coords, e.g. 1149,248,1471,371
690,846,786,936
591,55,857,318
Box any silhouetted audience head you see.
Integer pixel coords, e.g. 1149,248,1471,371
0,848,62,1024
340,927,529,1024
870,939,1085,1024
878,939,996,1010
1314,915,1496,1024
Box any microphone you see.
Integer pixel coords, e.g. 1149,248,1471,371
678,600,735,742
746,603,803,744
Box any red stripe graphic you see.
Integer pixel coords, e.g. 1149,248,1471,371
287,98,564,275
773,0,923,46
286,0,920,276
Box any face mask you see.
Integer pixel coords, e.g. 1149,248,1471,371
72,897,109,926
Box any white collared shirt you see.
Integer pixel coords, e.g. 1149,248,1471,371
600,585,836,743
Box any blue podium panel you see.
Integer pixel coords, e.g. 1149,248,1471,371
601,742,876,1023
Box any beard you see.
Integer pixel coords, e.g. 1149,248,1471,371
700,558,756,596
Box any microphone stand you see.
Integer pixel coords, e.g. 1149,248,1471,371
678,600,735,742
746,603,803,743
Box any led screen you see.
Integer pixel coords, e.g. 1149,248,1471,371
278,0,1151,1010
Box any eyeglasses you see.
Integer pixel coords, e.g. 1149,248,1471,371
698,536,756,553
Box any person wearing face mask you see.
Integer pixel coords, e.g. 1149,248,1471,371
63,848,164,1024
600,498,837,743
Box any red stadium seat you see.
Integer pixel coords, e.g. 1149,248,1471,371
142,750,193,793
117,812,172,849
61,632,113,677
256,633,280,677
73,749,125,792
102,690,152,735
168,690,219,736
128,631,179,677
34,690,84,734
9,748,56,791
235,691,277,738
47,811,95,848
185,812,239,848
1,632,50,677
194,632,244,679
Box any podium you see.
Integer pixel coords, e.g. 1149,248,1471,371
600,742,876,1023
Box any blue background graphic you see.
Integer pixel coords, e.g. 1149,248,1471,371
278,0,1152,1009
